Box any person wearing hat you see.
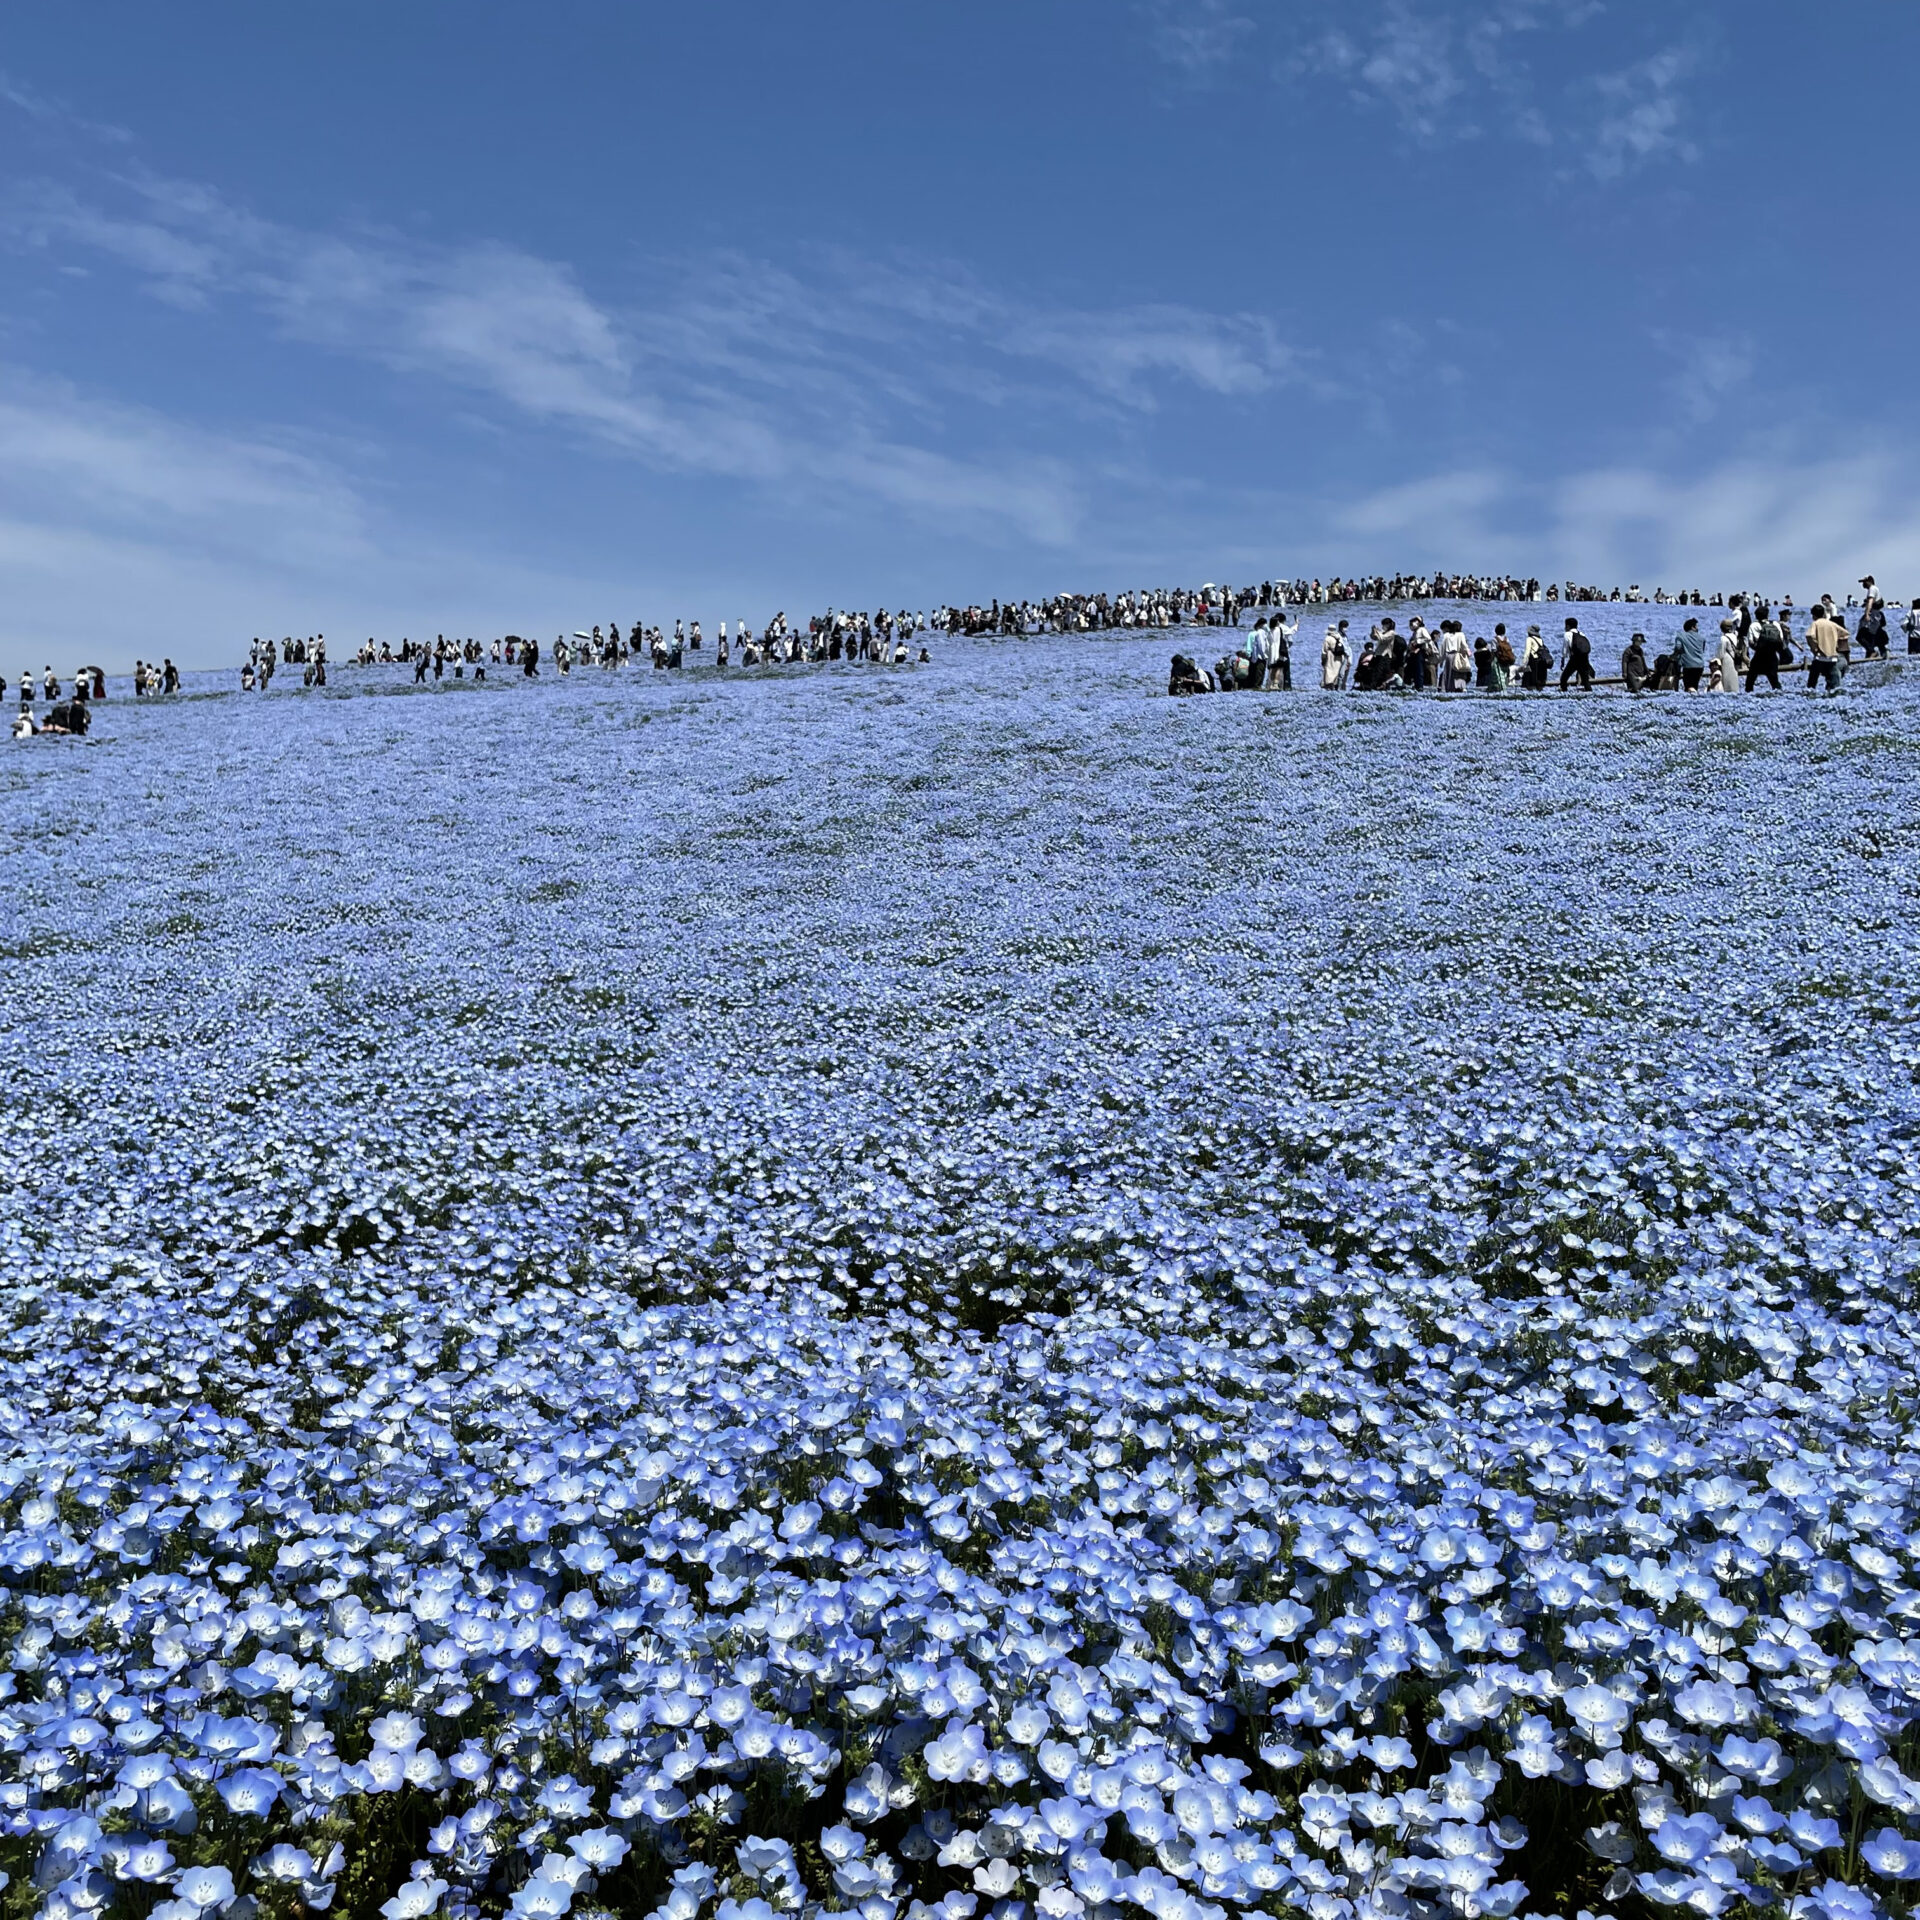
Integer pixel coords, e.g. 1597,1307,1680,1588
1856,591,1890,658
1520,624,1552,690
1320,622,1351,690
1620,632,1650,693
1473,632,1495,689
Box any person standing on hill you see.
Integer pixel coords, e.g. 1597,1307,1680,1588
1806,606,1844,694
1712,619,1739,693
1558,617,1593,691
1745,605,1786,691
1675,618,1707,691
1266,613,1295,689
1321,623,1351,689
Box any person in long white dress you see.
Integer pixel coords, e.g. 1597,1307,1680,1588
1714,620,1739,694
1321,624,1351,689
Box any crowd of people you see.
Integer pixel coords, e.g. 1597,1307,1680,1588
931,571,1824,637
12,569,1915,734
6,662,115,735
237,608,936,689
1171,586,1920,697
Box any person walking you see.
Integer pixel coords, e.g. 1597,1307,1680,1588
1520,625,1552,690
1744,604,1786,691
1557,617,1593,691
1856,593,1890,658
1805,605,1844,694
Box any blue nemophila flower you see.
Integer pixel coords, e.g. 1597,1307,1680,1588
9,661,1920,1917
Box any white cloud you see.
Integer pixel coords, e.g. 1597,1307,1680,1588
1140,0,1256,78
0,370,367,565
1553,451,1920,593
1322,445,1920,596
5,169,1325,549
1652,328,1755,425
1588,41,1700,180
0,367,724,670
1006,305,1301,408
1280,1,1702,166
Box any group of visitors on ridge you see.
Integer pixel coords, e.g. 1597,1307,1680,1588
1171,586,1916,697
13,569,1914,720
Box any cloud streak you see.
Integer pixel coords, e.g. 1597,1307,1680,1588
7,169,1318,551
1325,445,1920,594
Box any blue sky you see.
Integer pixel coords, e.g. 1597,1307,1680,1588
2,2,1915,665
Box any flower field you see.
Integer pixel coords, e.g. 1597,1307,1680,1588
5,637,1920,1920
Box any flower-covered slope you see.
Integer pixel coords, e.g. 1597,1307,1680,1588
3,645,1919,1920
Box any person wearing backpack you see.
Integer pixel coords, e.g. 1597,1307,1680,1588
1558,617,1593,691
1745,604,1786,691
1521,625,1552,690
1493,625,1516,690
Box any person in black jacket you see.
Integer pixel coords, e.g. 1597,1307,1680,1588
1744,604,1786,691
1621,633,1650,693
1558,617,1594,690
1168,653,1209,696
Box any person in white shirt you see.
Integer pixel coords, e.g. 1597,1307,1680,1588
1266,613,1297,689
1320,623,1350,690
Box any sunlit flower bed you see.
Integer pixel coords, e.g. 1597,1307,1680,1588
5,638,1920,1920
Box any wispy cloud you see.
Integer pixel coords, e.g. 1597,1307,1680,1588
1139,0,1256,79
1323,443,1920,593
0,368,367,566
1652,328,1755,425
5,168,1315,549
1276,0,1704,165
1588,41,1701,179
0,365,722,665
